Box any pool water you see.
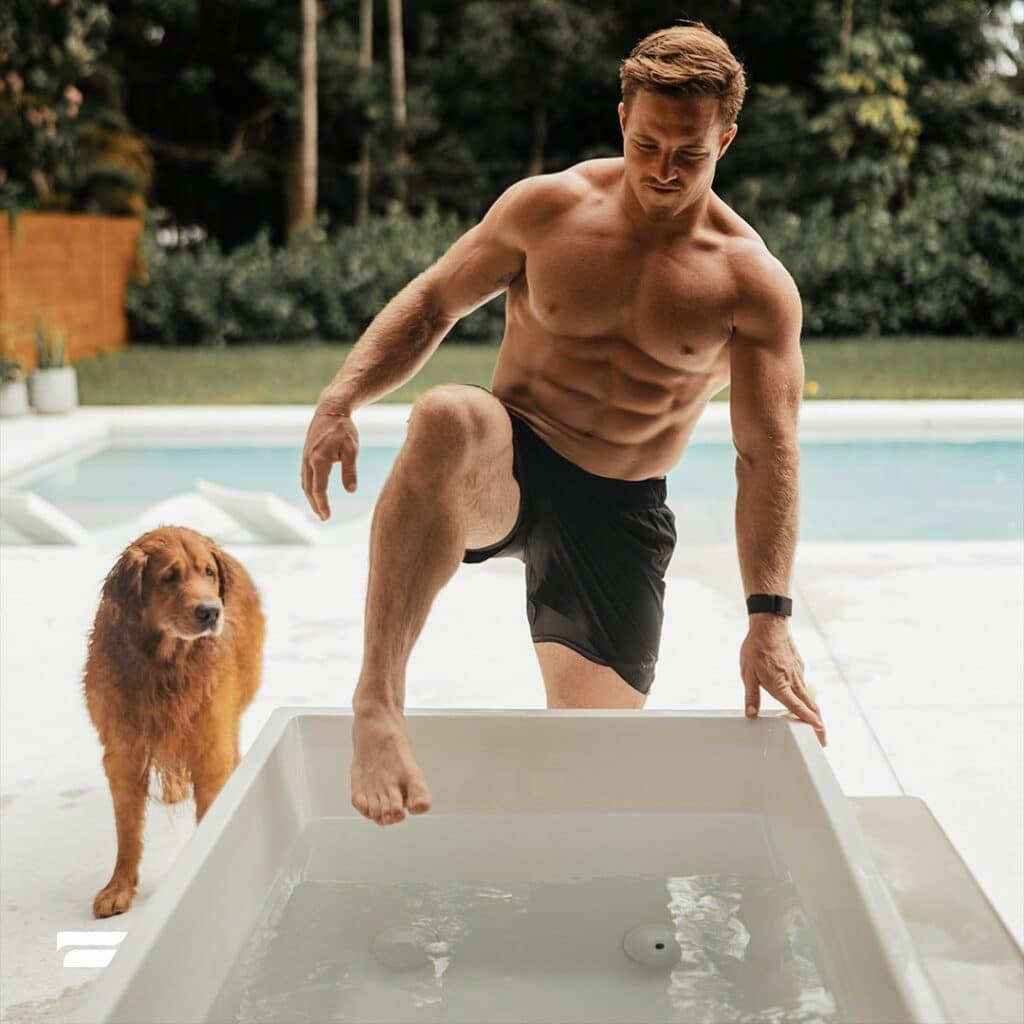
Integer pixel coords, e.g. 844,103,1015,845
13,440,1024,541
205,814,837,1024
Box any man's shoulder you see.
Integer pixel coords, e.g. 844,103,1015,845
713,210,799,317
496,159,621,224
709,203,800,337
566,156,625,188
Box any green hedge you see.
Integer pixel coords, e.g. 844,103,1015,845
127,205,505,346
129,162,1022,345
761,188,1022,336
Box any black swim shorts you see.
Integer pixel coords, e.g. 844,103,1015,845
462,403,677,695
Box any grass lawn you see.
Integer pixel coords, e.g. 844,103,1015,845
75,337,1024,404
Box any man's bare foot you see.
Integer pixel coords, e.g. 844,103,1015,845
351,704,433,826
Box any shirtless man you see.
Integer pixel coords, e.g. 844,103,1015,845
301,24,827,828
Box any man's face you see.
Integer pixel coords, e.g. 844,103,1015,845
618,89,737,222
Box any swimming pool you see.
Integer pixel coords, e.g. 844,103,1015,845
8,439,1022,542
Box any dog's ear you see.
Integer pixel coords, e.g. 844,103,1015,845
103,545,148,614
211,546,236,602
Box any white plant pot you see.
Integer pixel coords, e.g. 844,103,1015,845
28,366,78,414
0,379,29,417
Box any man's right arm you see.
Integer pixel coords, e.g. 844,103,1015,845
301,176,552,518
318,181,536,415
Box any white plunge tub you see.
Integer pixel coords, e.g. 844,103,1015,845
72,709,949,1024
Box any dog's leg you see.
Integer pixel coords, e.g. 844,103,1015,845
191,742,235,823
188,695,238,824
93,747,148,918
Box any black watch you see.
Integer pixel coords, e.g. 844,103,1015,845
746,594,793,617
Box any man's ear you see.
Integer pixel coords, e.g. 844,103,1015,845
618,100,627,136
103,545,147,615
717,122,738,160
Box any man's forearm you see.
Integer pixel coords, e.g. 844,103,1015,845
734,445,800,600
321,275,456,412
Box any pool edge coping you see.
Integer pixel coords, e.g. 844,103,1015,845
2,399,1022,485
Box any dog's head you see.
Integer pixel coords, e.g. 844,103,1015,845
103,526,236,640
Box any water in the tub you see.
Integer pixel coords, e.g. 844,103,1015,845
206,814,837,1024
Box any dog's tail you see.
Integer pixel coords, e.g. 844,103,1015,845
155,763,191,805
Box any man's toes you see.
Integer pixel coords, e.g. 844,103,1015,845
379,790,402,825
367,792,382,824
352,784,420,825
351,790,370,819
386,787,405,824
407,781,432,814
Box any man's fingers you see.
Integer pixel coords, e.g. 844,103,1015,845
776,685,827,745
301,406,359,516
309,456,332,521
301,458,320,517
792,661,820,714
341,454,358,493
792,672,820,715
743,671,760,718
801,686,821,716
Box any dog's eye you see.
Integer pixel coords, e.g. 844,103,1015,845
163,569,179,584
205,567,215,578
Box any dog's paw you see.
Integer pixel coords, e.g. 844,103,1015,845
93,881,135,918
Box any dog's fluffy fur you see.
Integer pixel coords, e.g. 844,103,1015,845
83,526,264,918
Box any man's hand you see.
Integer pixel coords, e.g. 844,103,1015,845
740,616,826,747
301,392,360,520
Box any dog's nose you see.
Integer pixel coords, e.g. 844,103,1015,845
195,602,221,626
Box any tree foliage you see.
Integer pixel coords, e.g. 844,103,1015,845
0,0,151,214
3,0,1021,335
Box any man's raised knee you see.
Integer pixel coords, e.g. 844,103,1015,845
406,386,488,465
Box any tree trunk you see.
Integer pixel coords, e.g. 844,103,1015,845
840,0,854,55
527,103,547,177
29,168,54,204
356,0,373,223
284,137,304,236
288,0,318,237
387,0,408,207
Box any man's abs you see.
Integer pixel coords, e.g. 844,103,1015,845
481,161,761,480
492,332,723,481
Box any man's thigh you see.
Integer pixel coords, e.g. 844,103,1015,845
411,383,521,551
535,642,647,710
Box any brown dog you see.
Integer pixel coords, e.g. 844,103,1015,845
83,526,264,918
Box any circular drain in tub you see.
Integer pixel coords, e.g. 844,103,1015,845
623,923,682,968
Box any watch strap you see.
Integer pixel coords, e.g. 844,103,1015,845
746,593,793,617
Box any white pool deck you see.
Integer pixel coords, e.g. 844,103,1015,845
0,401,1022,1023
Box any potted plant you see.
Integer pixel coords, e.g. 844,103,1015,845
28,317,79,414
0,350,29,417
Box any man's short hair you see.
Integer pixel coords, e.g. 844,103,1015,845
620,23,747,125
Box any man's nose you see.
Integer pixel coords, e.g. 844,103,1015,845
655,153,674,182
195,601,222,626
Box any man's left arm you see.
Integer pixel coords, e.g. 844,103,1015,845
730,251,826,747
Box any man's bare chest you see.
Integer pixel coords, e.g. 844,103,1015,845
513,228,735,368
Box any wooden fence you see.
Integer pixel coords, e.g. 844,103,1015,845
0,212,143,370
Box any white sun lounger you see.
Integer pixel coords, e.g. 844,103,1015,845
0,490,91,545
195,479,321,545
